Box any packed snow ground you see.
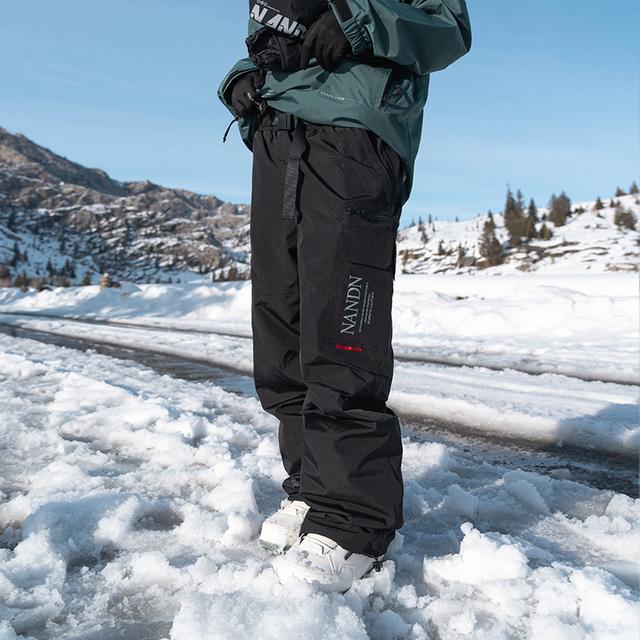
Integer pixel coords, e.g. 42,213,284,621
0,336,638,640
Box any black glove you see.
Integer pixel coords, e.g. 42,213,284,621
247,29,304,72
228,71,266,118
300,11,351,72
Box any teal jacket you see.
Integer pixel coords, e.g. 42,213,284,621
217,0,471,203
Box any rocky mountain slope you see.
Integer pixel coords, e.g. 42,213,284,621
0,126,250,285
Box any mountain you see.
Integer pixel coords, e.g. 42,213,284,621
397,193,640,275
0,126,250,286
0,125,637,288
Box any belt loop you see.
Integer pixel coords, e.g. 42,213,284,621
280,113,293,131
281,120,306,221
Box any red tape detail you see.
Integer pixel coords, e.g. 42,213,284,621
335,343,364,353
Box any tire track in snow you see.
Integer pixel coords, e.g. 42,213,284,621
1,311,635,386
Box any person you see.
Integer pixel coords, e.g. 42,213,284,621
218,0,471,592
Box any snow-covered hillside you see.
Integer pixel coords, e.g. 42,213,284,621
398,194,639,275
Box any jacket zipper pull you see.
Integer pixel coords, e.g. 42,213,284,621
222,116,239,143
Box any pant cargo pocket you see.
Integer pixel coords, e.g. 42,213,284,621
324,207,398,370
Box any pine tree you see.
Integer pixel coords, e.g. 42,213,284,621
486,211,496,231
0,264,11,287
13,272,29,291
456,243,466,267
437,240,446,256
427,214,433,225
46,258,54,276
10,242,20,267
630,181,639,195
81,271,93,286
615,187,626,197
539,223,553,241
593,196,604,211
503,186,525,245
524,199,538,240
613,207,637,231
478,219,504,266
6,207,16,231
548,192,571,227
418,221,428,244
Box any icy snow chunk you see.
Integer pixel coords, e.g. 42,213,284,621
444,484,479,518
0,620,37,640
447,609,477,635
22,492,127,564
370,609,412,639
424,523,529,586
0,494,32,529
170,580,369,640
502,471,550,514
0,353,47,379
559,492,640,566
0,532,66,637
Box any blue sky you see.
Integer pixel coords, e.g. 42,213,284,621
0,0,637,224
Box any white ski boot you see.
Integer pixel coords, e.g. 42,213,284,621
273,532,383,593
259,499,309,554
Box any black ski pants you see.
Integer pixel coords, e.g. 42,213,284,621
250,108,404,557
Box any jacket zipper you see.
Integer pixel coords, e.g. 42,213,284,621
380,69,402,110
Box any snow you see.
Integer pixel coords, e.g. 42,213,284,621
398,194,640,275
0,243,638,637
0,335,638,639
0,273,637,455
0,273,637,384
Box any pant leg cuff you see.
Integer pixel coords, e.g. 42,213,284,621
299,516,394,558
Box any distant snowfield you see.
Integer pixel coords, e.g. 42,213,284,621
0,336,638,640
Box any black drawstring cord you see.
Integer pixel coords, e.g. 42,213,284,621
222,116,239,143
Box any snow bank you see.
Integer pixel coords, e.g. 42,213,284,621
0,273,636,383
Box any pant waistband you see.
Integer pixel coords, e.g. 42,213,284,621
257,108,300,132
